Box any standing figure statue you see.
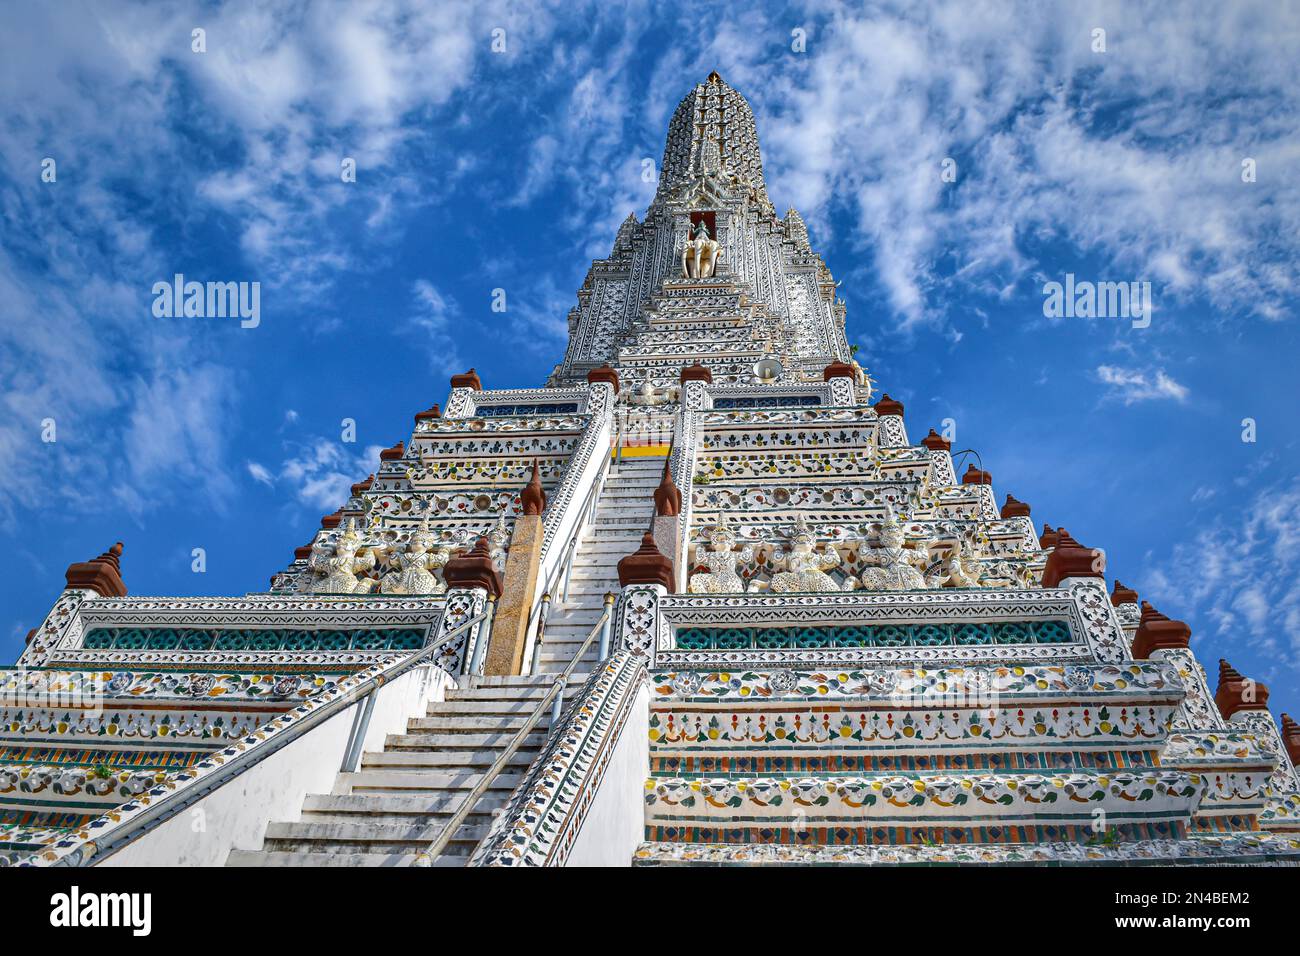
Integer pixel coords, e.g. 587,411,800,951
379,517,449,595
858,506,931,592
688,515,754,593
682,220,722,279
942,533,982,589
769,515,843,593
307,518,378,594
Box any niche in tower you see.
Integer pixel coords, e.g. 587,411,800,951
689,210,717,239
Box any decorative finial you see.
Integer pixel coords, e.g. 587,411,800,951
617,532,676,592
654,459,682,517
1215,659,1270,718
64,542,128,598
521,459,547,516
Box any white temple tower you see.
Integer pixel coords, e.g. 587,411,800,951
8,74,1300,868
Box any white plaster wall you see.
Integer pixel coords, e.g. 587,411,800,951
564,683,649,867
98,664,454,867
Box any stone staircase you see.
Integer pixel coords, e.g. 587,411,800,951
226,673,586,866
228,450,667,867
534,452,664,674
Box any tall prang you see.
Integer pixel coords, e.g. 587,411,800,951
549,71,855,393
7,74,1300,868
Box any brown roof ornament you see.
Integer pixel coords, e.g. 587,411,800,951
1280,714,1300,767
442,537,503,598
293,539,316,561
961,463,992,485
450,368,482,390
1039,524,1059,549
1111,579,1139,606
873,393,904,417
680,363,712,384
654,460,682,517
587,364,620,393
351,474,374,497
1130,601,1191,659
414,403,442,422
1000,494,1031,518
920,429,951,452
65,542,128,598
617,532,676,592
379,440,405,461
321,509,344,529
822,361,855,382
1215,659,1270,718
521,459,547,516
1040,528,1104,587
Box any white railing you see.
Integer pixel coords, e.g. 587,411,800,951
471,647,650,867
523,445,614,674
414,598,615,865
19,612,489,867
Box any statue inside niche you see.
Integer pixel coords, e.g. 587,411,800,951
688,514,754,593
306,518,378,594
857,505,931,592
682,219,721,279
768,515,844,593
378,517,450,595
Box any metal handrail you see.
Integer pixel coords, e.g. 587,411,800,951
25,609,489,867
524,445,614,669
414,595,615,866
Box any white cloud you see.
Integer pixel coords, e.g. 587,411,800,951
280,440,384,512
1095,365,1189,404
406,279,463,375
1144,477,1300,684
247,461,275,486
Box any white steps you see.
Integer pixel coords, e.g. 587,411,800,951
227,675,564,866
533,453,666,675
227,443,672,866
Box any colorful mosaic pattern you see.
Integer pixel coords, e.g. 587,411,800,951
472,402,581,416
82,627,425,652
711,396,820,409
674,620,1071,650
632,833,1300,866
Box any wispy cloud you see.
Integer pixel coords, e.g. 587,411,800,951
279,440,385,512
1144,478,1300,685
1095,364,1189,404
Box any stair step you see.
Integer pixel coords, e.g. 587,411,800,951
406,715,538,733
341,770,525,792
432,700,538,716
262,821,490,855
383,731,546,750
227,849,462,867
302,792,509,824
359,756,537,777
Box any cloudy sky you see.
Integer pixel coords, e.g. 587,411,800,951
1,1,1298,711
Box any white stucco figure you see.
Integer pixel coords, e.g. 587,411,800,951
688,515,753,593
379,517,449,595
682,220,721,279
858,506,930,592
769,515,842,593
307,518,378,594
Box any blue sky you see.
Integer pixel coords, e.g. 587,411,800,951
2,1,1298,713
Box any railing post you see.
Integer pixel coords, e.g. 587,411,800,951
339,690,378,773
530,592,552,674
549,678,565,735
467,593,498,677
598,592,616,660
